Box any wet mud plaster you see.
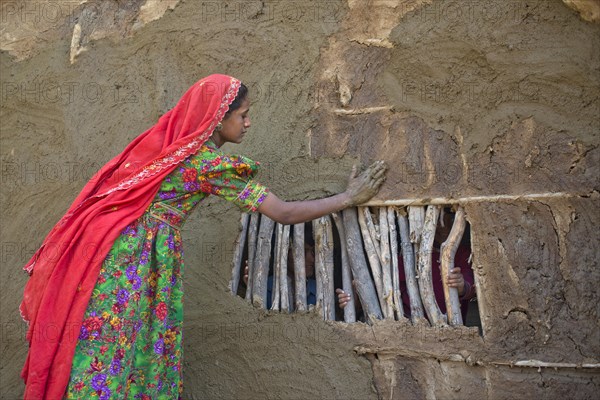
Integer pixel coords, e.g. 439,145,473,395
309,0,599,398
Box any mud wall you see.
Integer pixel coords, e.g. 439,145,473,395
1,1,598,399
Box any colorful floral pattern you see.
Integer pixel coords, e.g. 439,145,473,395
65,140,268,399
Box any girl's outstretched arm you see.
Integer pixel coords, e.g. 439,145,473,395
257,161,387,225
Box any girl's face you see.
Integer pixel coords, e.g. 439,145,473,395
212,98,251,147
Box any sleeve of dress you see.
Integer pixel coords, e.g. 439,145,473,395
196,152,269,213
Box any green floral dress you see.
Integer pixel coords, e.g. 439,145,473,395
64,140,268,400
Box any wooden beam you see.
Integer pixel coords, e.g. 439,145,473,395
279,224,291,312
397,208,427,323
332,212,356,323
252,215,275,309
271,223,283,311
417,205,447,326
342,208,383,322
229,212,249,295
293,223,307,312
363,192,580,206
244,213,260,302
440,207,466,326
387,207,407,322
313,216,335,320
378,207,395,319
358,207,387,317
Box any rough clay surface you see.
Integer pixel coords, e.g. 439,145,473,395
1,1,599,399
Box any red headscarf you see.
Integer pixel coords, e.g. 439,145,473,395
19,74,241,399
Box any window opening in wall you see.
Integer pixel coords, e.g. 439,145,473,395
230,205,482,332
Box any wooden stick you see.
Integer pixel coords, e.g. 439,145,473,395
397,209,426,323
363,207,383,264
313,219,324,317
334,106,393,115
342,208,383,322
271,223,282,311
279,224,291,313
408,206,426,321
252,215,275,309
363,192,579,206
293,223,307,312
332,212,356,323
491,360,600,369
323,216,335,321
387,207,407,321
244,213,260,302
313,216,335,320
358,207,387,317
417,205,447,326
440,206,466,325
378,207,395,319
229,212,250,295
408,206,425,246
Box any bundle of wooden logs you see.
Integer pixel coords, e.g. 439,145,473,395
230,205,468,326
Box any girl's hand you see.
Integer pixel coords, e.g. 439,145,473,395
343,161,388,206
446,267,465,296
336,288,351,309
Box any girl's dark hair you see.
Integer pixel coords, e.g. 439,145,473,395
226,83,248,115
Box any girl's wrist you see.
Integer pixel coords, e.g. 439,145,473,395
459,282,470,298
340,191,353,208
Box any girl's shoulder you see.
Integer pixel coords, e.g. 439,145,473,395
188,140,261,177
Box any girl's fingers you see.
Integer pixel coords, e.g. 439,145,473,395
372,168,386,179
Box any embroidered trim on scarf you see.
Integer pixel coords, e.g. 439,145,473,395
103,78,241,196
